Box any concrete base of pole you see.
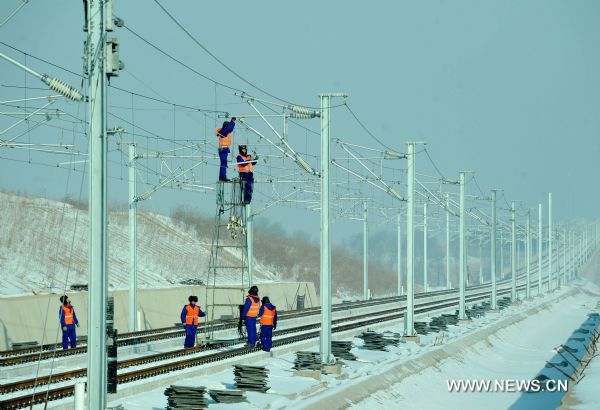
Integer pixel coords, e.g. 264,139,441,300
401,335,420,344
511,299,523,306
322,362,343,375
457,319,472,325
294,369,321,380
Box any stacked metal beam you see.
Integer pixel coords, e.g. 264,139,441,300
359,331,400,351
208,389,246,403
164,385,208,409
233,365,270,392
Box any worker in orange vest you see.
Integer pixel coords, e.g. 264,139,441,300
217,117,236,181
59,295,79,349
236,145,258,204
180,295,206,349
258,296,277,352
241,286,260,346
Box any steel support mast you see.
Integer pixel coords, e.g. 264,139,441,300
363,201,369,300
511,201,517,302
423,201,428,293
458,171,468,320
445,193,451,290
87,0,108,406
538,204,543,295
128,143,137,331
490,189,498,309
319,93,346,364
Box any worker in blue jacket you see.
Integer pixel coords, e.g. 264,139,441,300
180,295,206,349
241,286,260,346
59,295,79,349
216,117,236,181
258,296,277,352
236,145,258,204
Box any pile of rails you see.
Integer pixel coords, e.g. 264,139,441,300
359,331,401,351
233,364,270,392
293,351,322,370
208,389,246,403
164,385,208,409
332,341,356,360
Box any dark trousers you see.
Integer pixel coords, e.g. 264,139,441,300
240,172,254,203
260,325,273,352
184,324,198,348
245,317,257,345
218,148,229,180
62,327,76,349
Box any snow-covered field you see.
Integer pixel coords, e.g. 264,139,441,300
0,191,277,295
65,282,597,410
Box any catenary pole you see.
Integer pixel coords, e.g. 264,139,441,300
363,201,369,300
490,189,498,309
319,93,346,364
511,201,517,302
87,0,108,407
458,171,467,320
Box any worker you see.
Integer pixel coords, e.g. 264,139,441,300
236,145,258,204
241,285,260,346
216,117,236,181
180,295,206,349
59,295,79,350
258,296,277,352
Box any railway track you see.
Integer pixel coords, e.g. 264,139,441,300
0,268,534,367
0,287,485,366
0,280,535,409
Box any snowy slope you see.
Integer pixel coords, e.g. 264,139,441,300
0,191,277,295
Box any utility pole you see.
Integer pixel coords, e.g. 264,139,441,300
445,193,451,290
247,202,254,287
87,0,108,406
500,229,504,279
423,201,428,293
538,204,542,296
405,142,424,336
397,211,403,296
319,93,346,365
363,201,369,300
458,171,468,321
127,142,137,331
548,192,553,291
562,228,567,286
526,209,531,299
479,231,483,284
490,189,498,309
511,201,517,302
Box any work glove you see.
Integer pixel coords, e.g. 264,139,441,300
76,323,80,328
253,151,259,161
62,326,67,331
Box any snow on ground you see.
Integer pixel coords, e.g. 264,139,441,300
0,191,275,295
75,282,598,410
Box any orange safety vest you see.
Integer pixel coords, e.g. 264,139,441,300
185,304,201,326
237,154,253,173
217,128,232,148
62,305,74,325
259,305,276,326
246,296,260,318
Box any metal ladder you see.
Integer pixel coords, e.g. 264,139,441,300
204,179,249,342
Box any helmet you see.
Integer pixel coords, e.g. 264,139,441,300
188,295,198,303
238,145,247,155
261,296,270,304
59,295,69,305
248,285,259,296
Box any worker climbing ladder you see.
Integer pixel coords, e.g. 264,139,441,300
204,179,250,342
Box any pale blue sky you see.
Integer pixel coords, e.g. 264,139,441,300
1,0,598,242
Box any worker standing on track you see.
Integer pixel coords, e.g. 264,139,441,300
236,145,258,205
258,296,277,352
217,117,236,182
241,286,260,346
59,295,79,350
180,295,206,349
